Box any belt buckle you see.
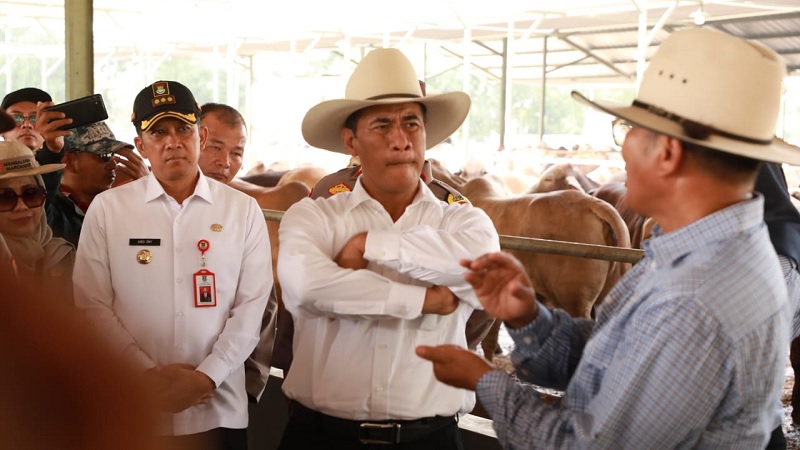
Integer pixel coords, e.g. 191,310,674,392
358,422,401,444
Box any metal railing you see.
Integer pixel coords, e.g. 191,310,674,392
262,208,644,264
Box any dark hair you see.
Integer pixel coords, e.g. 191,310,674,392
682,140,762,180
343,102,428,136
200,103,247,131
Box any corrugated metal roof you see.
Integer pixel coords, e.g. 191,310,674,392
1,1,799,84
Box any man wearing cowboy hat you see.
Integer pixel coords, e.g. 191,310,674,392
73,80,270,450
417,27,797,449
276,48,500,449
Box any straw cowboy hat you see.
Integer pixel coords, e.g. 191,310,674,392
0,140,64,180
302,47,471,154
572,27,800,166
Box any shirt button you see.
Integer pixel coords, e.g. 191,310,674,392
375,386,384,392
176,278,182,284
377,344,387,350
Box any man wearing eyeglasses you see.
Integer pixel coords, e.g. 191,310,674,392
2,88,74,218
1,88,72,154
418,27,799,449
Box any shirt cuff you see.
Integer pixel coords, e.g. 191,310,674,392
507,301,552,350
364,229,400,262
476,370,511,419
386,282,426,319
196,353,229,388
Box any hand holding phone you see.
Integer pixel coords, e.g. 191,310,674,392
43,94,108,131
34,101,72,153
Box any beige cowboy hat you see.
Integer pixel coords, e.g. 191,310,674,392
302,47,471,154
572,27,800,166
0,140,65,180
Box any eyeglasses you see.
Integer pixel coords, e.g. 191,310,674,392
611,118,633,147
69,151,115,162
10,114,37,125
0,186,47,212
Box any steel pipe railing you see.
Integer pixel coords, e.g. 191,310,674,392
263,209,645,264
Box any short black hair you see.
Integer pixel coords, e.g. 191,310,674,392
682,140,762,180
200,103,247,131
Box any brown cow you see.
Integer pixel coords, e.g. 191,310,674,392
229,178,310,302
527,163,600,194
459,177,632,357
277,166,328,190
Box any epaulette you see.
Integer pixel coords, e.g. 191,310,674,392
310,166,362,199
429,178,470,205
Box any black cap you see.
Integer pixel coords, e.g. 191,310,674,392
131,80,201,132
0,110,15,133
1,87,52,110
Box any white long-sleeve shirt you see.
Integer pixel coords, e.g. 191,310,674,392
73,173,271,435
278,178,500,420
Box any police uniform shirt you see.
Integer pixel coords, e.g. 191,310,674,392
73,173,271,435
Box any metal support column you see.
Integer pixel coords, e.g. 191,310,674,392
65,0,93,99
499,37,509,151
538,36,547,145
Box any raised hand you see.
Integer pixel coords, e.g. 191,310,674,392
460,252,538,329
34,101,72,153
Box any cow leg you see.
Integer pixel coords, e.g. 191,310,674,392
480,320,503,362
792,336,800,424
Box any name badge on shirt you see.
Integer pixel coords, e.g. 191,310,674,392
129,238,161,246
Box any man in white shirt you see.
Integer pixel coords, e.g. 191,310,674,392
276,48,500,449
73,80,271,450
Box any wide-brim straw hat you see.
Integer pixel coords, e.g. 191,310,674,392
302,48,471,154
572,27,800,166
0,140,64,180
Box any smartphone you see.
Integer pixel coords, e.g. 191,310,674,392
44,94,108,131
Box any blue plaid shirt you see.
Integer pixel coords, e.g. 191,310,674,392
477,195,790,449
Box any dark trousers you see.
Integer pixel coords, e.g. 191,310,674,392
158,428,247,450
277,408,464,450
765,425,786,450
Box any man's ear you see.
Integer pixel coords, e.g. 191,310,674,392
62,151,78,170
198,124,208,149
655,135,685,177
133,136,147,160
341,128,358,157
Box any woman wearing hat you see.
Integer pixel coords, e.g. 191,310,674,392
0,139,74,300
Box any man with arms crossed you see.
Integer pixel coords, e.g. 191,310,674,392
276,48,500,449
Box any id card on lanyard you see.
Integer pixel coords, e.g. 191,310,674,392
193,239,217,307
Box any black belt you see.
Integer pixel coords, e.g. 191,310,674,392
288,401,457,444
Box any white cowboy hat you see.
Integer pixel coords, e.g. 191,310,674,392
0,140,65,180
301,47,471,154
572,27,800,166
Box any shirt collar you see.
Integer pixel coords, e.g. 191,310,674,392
344,176,440,216
643,193,765,269
143,171,213,204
